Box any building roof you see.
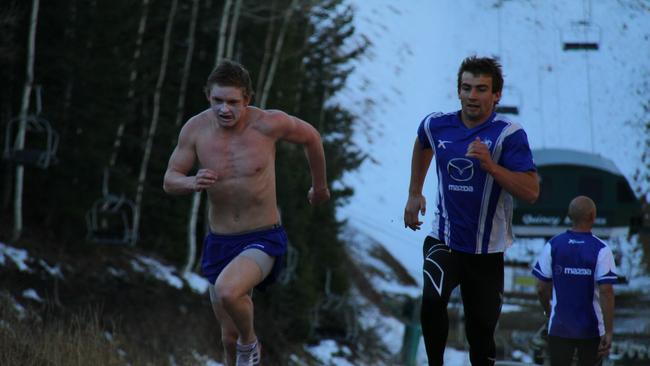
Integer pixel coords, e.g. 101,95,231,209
532,148,622,176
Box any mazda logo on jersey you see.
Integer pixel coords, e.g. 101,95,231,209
448,158,474,182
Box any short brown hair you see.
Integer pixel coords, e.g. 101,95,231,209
205,60,254,100
457,56,504,94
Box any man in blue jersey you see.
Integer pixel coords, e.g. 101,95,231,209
404,56,539,365
532,196,617,366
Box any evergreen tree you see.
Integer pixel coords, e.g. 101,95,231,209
0,0,368,356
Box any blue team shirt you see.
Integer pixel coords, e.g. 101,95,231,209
532,230,618,339
417,111,536,254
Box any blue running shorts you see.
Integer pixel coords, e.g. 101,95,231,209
201,224,288,290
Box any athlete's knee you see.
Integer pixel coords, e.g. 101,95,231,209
213,282,245,306
421,286,447,307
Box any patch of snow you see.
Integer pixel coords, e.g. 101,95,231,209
38,259,64,279
344,226,420,297
107,266,128,278
0,242,32,273
609,234,645,280
511,349,534,363
129,256,184,289
134,255,183,289
353,288,405,358
130,259,145,273
618,275,650,295
443,347,471,366
191,350,225,366
22,288,43,303
306,340,355,366
368,277,421,298
183,271,210,294
501,303,526,314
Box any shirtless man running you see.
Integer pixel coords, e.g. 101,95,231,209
163,60,330,366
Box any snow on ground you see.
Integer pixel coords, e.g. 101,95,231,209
21,288,43,303
334,1,649,363
306,340,355,366
131,255,184,289
38,259,64,279
183,270,211,294
189,351,224,366
0,242,32,272
0,242,209,295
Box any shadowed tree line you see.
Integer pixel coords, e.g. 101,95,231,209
0,0,370,348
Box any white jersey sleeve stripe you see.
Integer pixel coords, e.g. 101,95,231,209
475,121,522,253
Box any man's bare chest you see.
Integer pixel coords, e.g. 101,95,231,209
195,132,274,180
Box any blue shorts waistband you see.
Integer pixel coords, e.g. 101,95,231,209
207,223,284,240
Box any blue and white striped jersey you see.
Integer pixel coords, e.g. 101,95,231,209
417,111,536,254
532,230,618,339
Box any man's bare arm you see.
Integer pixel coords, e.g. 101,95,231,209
163,123,216,194
536,280,552,317
487,167,539,204
404,137,434,231
267,111,329,204
598,283,615,356
466,137,539,203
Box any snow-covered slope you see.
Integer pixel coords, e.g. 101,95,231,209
339,0,650,283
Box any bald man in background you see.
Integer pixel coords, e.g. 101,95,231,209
532,196,618,366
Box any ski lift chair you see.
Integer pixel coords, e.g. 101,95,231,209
3,115,59,169
308,268,359,342
85,193,137,245
561,20,601,51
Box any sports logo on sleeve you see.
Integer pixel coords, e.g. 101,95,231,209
437,140,452,149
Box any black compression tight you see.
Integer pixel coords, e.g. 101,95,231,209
420,236,504,366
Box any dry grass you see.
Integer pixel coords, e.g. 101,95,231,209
0,297,175,366
1,303,121,366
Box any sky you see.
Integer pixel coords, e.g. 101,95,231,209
338,0,650,282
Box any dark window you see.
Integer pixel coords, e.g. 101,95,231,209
578,175,603,201
617,179,636,203
563,42,599,51
495,105,519,115
538,175,553,203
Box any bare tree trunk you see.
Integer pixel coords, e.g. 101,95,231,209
225,0,242,59
255,0,276,100
174,0,200,128
11,0,40,242
185,190,201,273
292,24,313,115
214,0,232,67
174,0,200,272
132,0,178,244
45,0,78,228
60,0,77,137
109,0,150,168
258,0,298,109
193,0,235,247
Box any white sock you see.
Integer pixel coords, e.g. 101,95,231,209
236,339,257,352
